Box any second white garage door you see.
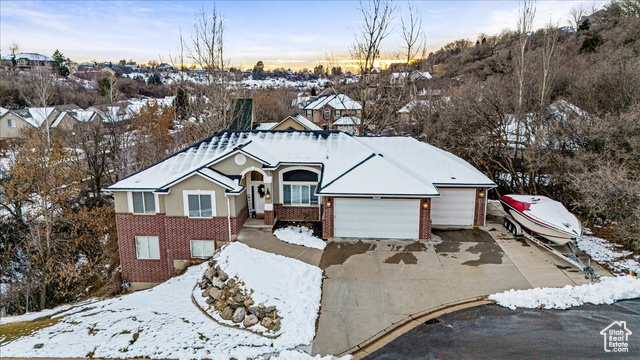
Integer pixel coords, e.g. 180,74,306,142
333,198,420,239
431,188,476,227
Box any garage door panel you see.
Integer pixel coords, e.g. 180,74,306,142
431,188,476,227
334,198,420,239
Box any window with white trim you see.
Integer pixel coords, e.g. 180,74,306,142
282,170,319,206
323,108,331,120
306,109,312,118
7,119,16,128
132,191,156,214
335,109,341,117
183,190,215,218
190,240,215,258
135,236,160,259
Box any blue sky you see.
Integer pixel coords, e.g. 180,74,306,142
0,1,607,70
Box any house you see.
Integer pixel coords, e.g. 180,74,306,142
50,109,102,131
1,53,54,70
269,114,321,131
301,94,361,128
106,130,495,288
389,70,432,86
0,107,59,140
332,115,362,135
397,100,431,123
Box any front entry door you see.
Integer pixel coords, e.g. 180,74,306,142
249,182,265,217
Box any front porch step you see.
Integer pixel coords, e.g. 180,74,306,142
243,218,275,230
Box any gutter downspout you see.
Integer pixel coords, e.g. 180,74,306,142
225,193,232,242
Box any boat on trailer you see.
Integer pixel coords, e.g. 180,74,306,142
500,194,598,281
500,194,582,245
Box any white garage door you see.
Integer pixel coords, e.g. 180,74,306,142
334,198,420,239
431,188,476,227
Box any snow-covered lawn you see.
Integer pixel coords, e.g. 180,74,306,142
0,242,329,359
274,226,326,250
490,275,640,310
577,234,640,274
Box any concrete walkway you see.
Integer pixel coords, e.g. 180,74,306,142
236,227,323,267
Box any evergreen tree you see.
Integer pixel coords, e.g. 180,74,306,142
252,61,266,80
174,87,189,120
52,49,70,77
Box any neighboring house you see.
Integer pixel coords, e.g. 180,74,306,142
269,114,321,131
50,109,102,131
106,130,495,287
254,122,278,131
1,53,54,70
0,107,59,140
333,115,362,135
397,100,431,123
301,94,362,128
389,70,432,86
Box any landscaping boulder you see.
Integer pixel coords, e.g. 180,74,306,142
243,314,259,327
220,307,233,321
248,306,265,319
211,277,224,289
227,278,236,288
232,307,246,323
208,287,223,300
243,299,254,307
260,317,273,329
204,267,216,280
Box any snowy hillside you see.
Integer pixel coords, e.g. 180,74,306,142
0,243,330,359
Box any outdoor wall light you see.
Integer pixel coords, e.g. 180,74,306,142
479,191,486,198
265,188,271,200
326,200,332,208
422,201,429,209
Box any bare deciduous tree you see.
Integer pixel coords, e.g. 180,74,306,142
398,1,424,68
350,0,395,136
540,20,558,109
568,3,587,30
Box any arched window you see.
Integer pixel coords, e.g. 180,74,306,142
282,169,319,206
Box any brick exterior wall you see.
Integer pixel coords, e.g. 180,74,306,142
273,204,320,221
321,197,334,239
116,212,243,284
419,198,432,240
264,210,274,225
474,188,488,227
235,205,249,234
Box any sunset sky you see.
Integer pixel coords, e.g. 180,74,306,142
0,1,608,70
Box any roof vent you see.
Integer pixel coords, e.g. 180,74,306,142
450,176,456,179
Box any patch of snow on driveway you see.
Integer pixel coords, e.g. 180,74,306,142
0,243,323,359
274,226,326,250
490,276,640,310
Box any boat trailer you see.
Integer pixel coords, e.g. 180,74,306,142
503,215,599,281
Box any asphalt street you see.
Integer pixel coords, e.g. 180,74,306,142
365,299,640,360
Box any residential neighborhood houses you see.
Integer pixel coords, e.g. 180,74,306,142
2,1,640,359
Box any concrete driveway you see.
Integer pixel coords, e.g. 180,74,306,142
312,229,533,356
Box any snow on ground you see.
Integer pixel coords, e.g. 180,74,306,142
577,234,640,274
0,299,98,325
490,275,640,310
0,242,324,359
194,242,323,341
274,226,327,250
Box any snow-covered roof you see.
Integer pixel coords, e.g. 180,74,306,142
398,100,430,114
51,109,98,127
333,115,361,125
0,107,8,116
108,131,495,197
10,107,57,128
1,53,53,62
286,114,320,130
254,122,278,130
413,71,432,80
303,94,361,111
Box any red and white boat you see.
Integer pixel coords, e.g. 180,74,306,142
500,194,582,245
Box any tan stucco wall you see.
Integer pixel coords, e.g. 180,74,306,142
272,164,322,204
114,192,129,213
232,190,247,216
55,114,76,131
0,113,32,139
212,154,264,176
165,174,230,217
113,191,166,214
272,117,306,131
